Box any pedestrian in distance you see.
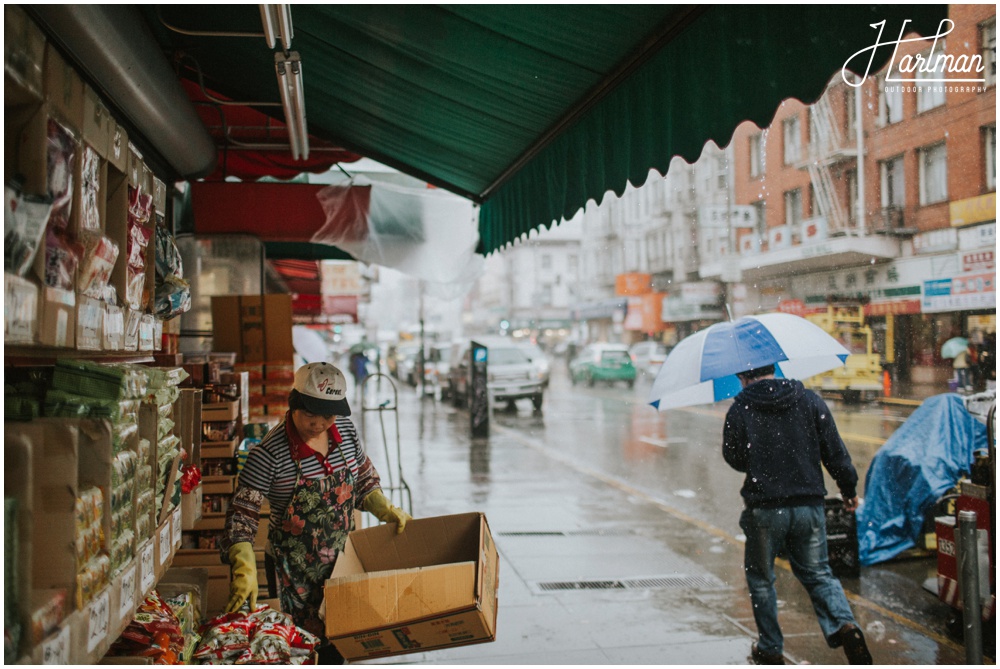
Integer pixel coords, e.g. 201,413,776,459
722,364,873,665
951,342,972,393
220,362,412,664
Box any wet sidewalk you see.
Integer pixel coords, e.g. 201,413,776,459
350,380,966,665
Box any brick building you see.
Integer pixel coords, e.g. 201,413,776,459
731,5,996,387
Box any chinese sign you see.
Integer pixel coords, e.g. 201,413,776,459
922,273,996,313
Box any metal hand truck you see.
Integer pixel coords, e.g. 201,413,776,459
359,372,412,516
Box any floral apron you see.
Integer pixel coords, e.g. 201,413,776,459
269,441,356,641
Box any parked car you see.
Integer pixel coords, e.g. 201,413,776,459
449,337,545,410
422,343,454,397
570,343,637,388
520,342,551,388
629,341,669,378
396,344,422,386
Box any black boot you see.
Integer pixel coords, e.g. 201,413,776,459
317,643,346,665
839,624,873,664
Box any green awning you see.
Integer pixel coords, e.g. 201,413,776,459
146,5,948,254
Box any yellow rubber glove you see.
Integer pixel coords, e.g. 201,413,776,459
226,542,258,613
363,489,412,534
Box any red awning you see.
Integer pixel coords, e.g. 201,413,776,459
190,182,370,242
182,80,361,181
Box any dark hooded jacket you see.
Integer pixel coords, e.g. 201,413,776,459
723,378,858,509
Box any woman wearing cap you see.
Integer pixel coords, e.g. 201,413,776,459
220,362,411,664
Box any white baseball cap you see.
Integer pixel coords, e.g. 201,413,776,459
292,362,351,417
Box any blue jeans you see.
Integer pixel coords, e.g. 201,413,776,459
739,505,856,655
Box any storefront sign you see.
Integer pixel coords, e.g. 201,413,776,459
801,217,828,243
950,193,996,227
962,250,994,272
321,261,363,295
739,233,760,255
913,228,958,254
680,281,721,305
661,296,724,322
768,225,791,250
699,204,757,229
623,293,665,332
615,273,652,296
958,222,996,250
777,299,807,316
864,300,922,316
571,299,627,321
922,273,997,313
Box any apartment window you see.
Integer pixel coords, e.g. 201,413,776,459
540,254,552,270
879,77,903,125
916,47,946,112
752,200,767,238
749,133,764,177
880,155,905,208
918,143,948,205
567,254,578,275
846,169,858,226
808,184,818,218
540,284,553,306
783,116,801,164
983,19,996,88
845,85,858,136
985,125,996,191
784,189,802,228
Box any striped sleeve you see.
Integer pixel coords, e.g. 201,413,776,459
219,439,276,563
338,418,381,504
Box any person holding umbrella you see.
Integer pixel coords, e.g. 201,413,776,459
941,334,972,393
220,362,412,664
723,364,872,665
648,314,872,665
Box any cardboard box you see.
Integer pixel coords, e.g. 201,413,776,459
325,512,499,660
139,314,156,351
76,293,104,351
107,121,128,173
201,439,237,460
5,272,39,344
201,476,235,496
73,141,107,237
211,295,294,363
5,422,35,659
123,307,140,351
181,484,203,530
176,388,203,466
37,285,76,348
5,5,45,104
202,400,239,422
103,303,124,350
82,85,111,159
43,43,84,130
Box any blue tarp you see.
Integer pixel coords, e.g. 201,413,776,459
857,394,987,566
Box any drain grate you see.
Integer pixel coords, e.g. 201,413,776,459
532,574,728,593
498,528,637,538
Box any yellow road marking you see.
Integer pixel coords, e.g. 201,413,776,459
493,422,967,657
840,432,887,446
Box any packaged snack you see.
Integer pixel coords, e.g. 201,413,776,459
4,183,53,276
29,590,67,645
78,233,119,299
46,119,76,230
202,421,237,442
78,145,101,233
42,226,81,290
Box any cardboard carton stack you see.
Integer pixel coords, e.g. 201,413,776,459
211,294,295,422
4,417,182,664
4,5,180,353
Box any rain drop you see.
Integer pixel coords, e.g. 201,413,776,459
866,621,886,642
820,414,826,419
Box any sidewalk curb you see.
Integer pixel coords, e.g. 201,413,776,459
878,397,924,407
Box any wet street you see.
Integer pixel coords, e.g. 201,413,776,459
350,364,976,664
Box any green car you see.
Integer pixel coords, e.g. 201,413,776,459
570,344,637,388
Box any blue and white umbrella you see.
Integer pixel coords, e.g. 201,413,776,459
649,313,850,410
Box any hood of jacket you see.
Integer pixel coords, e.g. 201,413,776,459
735,377,804,412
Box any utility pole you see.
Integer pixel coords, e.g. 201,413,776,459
855,73,866,236
418,280,426,399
